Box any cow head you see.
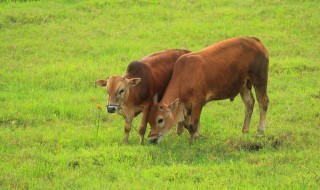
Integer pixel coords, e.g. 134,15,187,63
148,93,179,144
95,76,141,113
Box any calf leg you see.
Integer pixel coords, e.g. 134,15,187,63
254,86,269,134
123,119,132,144
138,106,150,145
240,86,255,133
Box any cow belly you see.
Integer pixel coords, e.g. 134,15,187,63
209,77,246,101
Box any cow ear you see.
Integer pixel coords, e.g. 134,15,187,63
153,93,159,105
128,78,141,86
95,79,107,87
168,98,179,111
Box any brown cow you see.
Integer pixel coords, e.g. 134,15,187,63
148,37,269,144
95,49,191,144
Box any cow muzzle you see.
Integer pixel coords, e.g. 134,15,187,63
148,133,163,144
149,137,158,144
106,105,119,113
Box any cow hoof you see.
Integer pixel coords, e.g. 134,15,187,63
242,128,249,133
139,137,144,145
177,128,184,136
257,128,265,134
194,132,200,139
177,129,184,136
189,134,197,144
255,133,264,139
256,130,265,138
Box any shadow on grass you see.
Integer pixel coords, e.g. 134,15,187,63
140,131,295,165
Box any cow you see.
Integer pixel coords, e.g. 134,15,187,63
95,49,191,144
148,37,269,144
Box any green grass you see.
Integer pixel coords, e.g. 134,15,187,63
1,0,320,189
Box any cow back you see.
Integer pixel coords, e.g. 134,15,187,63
142,49,191,100
124,49,191,105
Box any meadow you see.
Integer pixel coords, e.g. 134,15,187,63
0,0,319,189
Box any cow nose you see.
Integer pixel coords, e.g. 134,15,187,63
149,138,158,144
107,106,116,113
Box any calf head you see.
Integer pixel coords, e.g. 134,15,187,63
148,94,179,144
95,76,141,113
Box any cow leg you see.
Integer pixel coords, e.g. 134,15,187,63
123,118,132,144
138,106,149,145
177,122,185,135
254,85,269,134
240,86,255,133
177,115,190,135
195,123,200,138
188,105,203,143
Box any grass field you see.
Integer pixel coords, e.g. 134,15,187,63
1,0,319,189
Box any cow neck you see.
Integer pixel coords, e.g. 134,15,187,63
161,82,180,107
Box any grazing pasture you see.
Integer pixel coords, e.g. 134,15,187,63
0,0,319,189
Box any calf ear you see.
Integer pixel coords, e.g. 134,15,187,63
153,93,159,105
168,98,179,111
95,79,107,87
128,78,141,86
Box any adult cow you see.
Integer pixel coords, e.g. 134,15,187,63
148,37,269,144
95,49,191,144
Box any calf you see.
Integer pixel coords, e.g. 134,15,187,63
95,49,191,144
148,37,269,144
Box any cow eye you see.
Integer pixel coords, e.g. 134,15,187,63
119,89,124,95
159,105,163,111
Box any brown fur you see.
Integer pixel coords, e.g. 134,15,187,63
124,49,191,107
